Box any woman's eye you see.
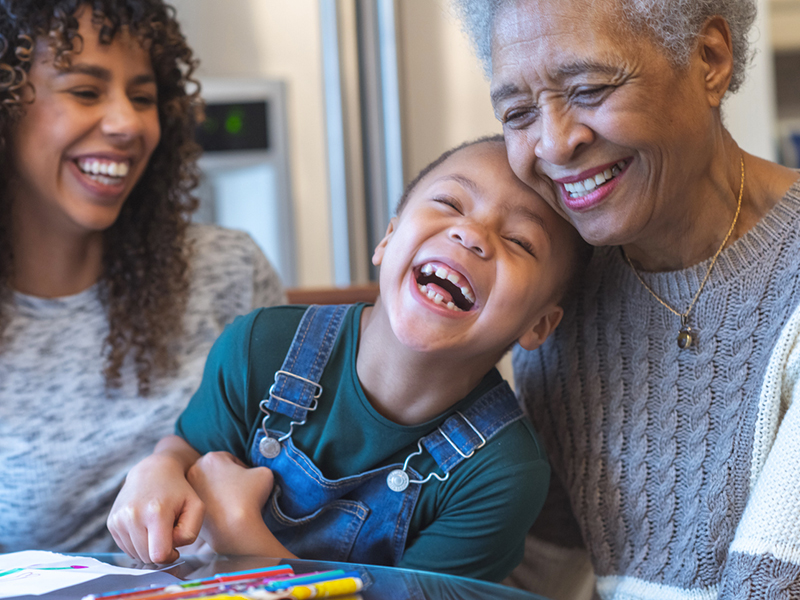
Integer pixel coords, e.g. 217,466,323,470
501,107,537,128
572,86,611,105
131,94,157,107
70,89,99,100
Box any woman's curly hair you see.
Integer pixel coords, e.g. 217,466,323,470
0,0,202,395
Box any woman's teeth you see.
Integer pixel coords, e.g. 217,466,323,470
564,161,626,198
77,158,130,184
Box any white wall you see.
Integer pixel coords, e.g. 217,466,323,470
724,0,778,161
397,0,501,179
171,0,333,287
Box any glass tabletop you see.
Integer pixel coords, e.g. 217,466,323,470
90,553,550,600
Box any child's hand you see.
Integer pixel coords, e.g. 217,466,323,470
108,436,203,564
187,451,275,555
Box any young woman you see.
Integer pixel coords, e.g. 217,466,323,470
0,0,285,553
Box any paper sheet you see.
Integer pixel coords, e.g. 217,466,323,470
0,551,156,598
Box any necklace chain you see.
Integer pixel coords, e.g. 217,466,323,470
623,155,745,330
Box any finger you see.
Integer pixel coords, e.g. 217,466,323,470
172,497,205,548
145,516,180,564
227,453,247,467
108,520,136,561
109,510,148,563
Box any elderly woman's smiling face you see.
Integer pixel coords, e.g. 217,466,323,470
490,0,729,248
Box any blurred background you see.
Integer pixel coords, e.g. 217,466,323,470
169,0,800,290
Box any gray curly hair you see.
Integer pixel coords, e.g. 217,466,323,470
452,0,757,93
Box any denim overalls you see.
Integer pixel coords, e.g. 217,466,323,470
249,304,524,566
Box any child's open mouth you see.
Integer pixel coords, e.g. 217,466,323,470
414,262,475,312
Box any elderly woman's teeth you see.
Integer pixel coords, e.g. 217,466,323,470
565,161,625,198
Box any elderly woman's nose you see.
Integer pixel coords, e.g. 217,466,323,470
534,106,594,165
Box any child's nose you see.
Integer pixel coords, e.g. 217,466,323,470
448,223,492,258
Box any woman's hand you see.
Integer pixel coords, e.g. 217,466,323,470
108,435,204,564
187,451,294,558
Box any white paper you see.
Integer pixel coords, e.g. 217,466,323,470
0,551,153,598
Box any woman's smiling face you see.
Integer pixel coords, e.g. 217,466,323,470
489,0,720,248
9,8,160,238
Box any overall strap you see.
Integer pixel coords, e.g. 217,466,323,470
261,304,349,422
420,381,523,474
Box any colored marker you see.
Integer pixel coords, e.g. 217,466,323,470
264,570,350,592
286,575,365,599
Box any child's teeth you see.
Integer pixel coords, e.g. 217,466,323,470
435,267,448,279
461,287,474,302
447,273,460,285
434,294,444,304
421,264,434,276
447,302,455,310
427,289,436,299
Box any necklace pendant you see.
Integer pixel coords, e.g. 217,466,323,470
677,325,695,349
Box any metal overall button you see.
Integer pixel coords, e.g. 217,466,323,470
386,469,410,492
259,436,282,459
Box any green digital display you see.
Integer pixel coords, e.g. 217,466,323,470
196,101,269,152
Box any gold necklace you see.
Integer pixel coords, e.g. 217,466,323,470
623,155,744,350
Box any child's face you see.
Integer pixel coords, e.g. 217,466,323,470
373,141,575,362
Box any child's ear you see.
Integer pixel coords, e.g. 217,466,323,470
517,305,564,351
372,218,396,267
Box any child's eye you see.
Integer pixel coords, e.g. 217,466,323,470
433,196,463,213
507,236,536,256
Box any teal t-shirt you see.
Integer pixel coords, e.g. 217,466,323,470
176,304,549,581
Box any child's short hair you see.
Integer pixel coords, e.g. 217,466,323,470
394,134,505,216
394,134,593,304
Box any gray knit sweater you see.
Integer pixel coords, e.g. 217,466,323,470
0,224,285,553
514,179,800,600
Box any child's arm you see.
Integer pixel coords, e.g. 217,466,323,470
107,435,204,564
186,451,297,558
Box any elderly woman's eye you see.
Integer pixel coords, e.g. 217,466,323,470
573,86,611,105
502,107,537,128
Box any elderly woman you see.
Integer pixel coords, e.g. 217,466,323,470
454,0,800,598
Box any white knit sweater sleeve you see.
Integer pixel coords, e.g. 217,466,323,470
720,300,800,598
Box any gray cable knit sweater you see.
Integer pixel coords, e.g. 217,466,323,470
514,179,800,600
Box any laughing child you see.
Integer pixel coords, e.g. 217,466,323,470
108,134,590,582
